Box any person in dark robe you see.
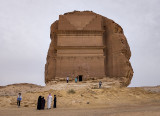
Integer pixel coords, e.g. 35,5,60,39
53,95,57,108
41,97,45,110
37,96,42,110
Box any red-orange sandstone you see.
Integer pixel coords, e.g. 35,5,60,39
45,11,133,87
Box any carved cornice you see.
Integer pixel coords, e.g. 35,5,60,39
54,46,105,49
56,30,104,36
56,56,105,59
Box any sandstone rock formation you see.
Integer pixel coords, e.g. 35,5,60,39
45,11,133,87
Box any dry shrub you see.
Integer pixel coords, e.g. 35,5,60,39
67,89,76,94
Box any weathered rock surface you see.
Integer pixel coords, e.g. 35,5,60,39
45,11,133,87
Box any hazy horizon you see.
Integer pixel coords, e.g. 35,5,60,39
0,0,160,87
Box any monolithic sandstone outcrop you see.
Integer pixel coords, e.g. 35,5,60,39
45,11,133,87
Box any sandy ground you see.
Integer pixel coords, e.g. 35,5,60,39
0,82,160,116
0,104,160,116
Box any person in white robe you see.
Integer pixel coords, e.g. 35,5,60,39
47,93,52,109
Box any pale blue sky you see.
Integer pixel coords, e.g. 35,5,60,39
0,0,160,86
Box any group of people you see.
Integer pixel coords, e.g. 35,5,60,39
37,96,45,110
66,76,78,83
37,94,57,110
16,93,57,110
66,76,103,88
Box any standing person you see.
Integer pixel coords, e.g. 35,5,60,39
37,96,42,110
53,95,57,108
99,81,102,88
75,77,77,83
47,93,52,109
66,76,69,83
41,97,45,110
17,93,22,107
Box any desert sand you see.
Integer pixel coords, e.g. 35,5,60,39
0,82,160,116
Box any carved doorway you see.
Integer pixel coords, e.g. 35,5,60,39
78,75,83,81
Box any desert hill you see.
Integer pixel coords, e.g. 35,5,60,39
0,82,160,108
